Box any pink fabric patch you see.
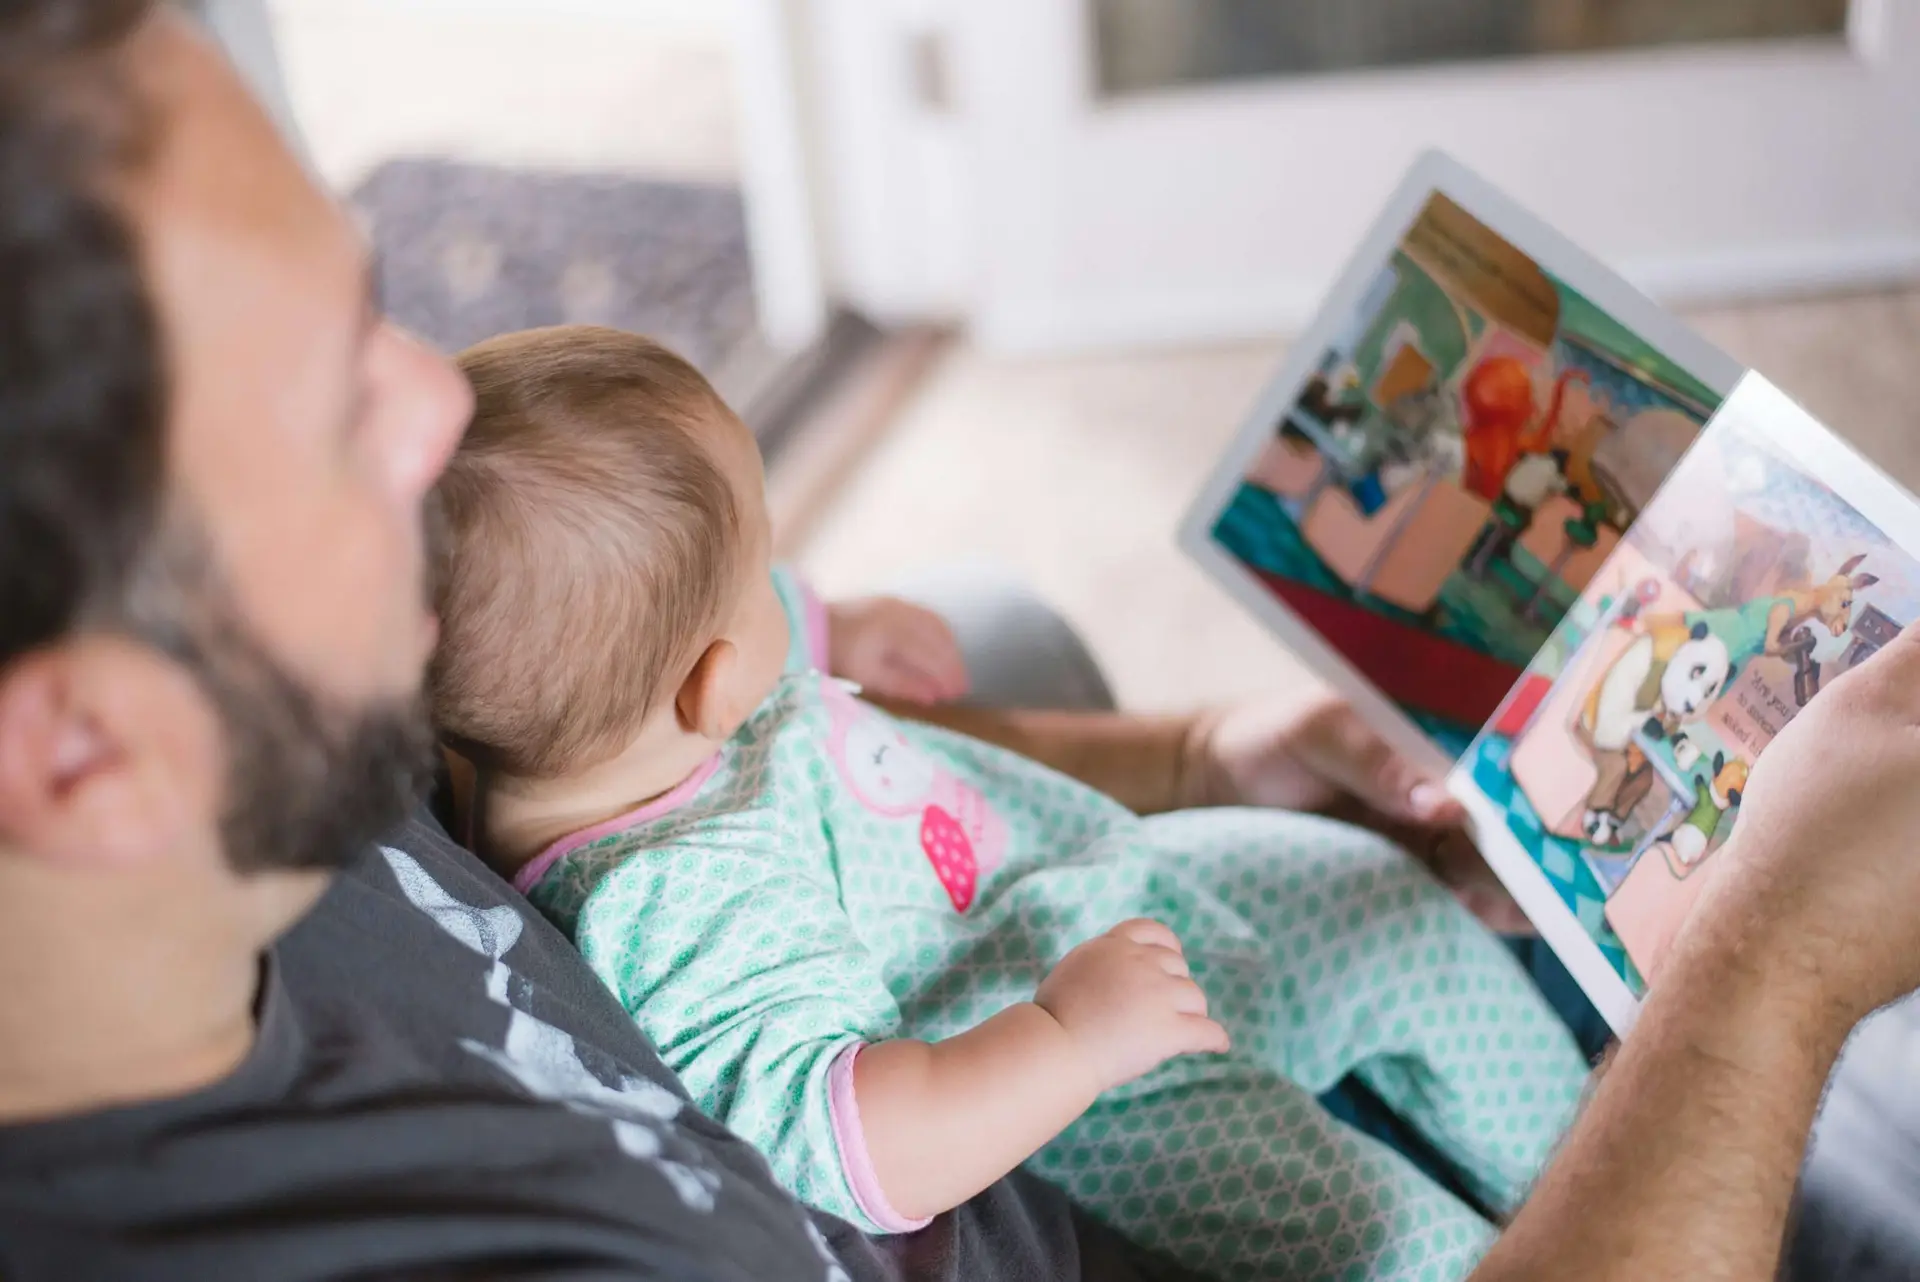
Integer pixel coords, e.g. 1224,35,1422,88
827,1043,932,1234
799,577,831,670
511,754,724,895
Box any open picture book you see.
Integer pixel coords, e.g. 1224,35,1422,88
1180,151,1920,1034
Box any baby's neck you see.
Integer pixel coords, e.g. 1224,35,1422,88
477,735,719,876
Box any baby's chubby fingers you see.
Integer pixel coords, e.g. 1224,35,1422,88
1155,950,1192,980
876,654,949,706
1172,1013,1232,1056
1109,918,1184,953
1036,923,1226,1088
888,651,964,706
1164,973,1211,1018
900,607,969,700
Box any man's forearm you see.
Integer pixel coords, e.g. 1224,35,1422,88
1472,906,1849,1280
872,699,1204,815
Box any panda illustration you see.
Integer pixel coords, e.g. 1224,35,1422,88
1576,618,1733,847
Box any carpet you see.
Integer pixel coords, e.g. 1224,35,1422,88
351,157,757,378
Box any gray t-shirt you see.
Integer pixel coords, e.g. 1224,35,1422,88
0,809,1200,1282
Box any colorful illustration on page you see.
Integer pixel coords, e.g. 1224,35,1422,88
1464,418,1920,993
1211,192,1722,757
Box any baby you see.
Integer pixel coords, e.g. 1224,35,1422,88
431,326,1588,1282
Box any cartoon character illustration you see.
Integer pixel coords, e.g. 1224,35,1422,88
1465,447,1570,578
823,681,1007,912
1680,553,1878,695
1333,411,1420,515
1460,359,1589,502
1775,623,1824,707
1774,552,1879,641
1649,738,1748,872
1296,368,1366,433
1576,617,1734,846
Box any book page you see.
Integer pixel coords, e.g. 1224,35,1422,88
1453,373,1920,1032
1182,153,1738,774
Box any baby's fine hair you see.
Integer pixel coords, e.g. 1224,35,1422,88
430,325,739,779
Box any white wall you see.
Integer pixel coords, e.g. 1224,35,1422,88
189,0,301,148
264,0,741,193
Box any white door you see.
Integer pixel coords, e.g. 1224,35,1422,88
941,0,1920,353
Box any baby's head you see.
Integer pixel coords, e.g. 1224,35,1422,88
430,326,789,788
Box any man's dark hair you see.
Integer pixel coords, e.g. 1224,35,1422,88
0,0,162,668
0,1,438,872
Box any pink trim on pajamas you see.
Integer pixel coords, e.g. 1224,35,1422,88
512,754,723,895
827,1042,932,1234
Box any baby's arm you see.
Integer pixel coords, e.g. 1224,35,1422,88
855,918,1228,1223
571,839,1223,1232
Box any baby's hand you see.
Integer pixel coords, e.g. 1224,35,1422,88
1035,919,1230,1093
827,596,969,705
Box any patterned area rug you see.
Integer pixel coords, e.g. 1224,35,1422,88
351,158,757,378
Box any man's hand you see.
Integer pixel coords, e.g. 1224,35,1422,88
1471,628,1920,1282
1035,919,1230,1093
1183,692,1529,933
827,596,969,705
1697,624,1920,1027
1181,691,1454,817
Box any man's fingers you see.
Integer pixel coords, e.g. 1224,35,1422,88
1309,706,1459,826
1459,886,1534,936
1421,828,1489,881
1406,780,1464,825
1369,747,1462,827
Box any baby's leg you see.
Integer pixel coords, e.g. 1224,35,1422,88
1147,809,1589,1215
1032,1070,1495,1281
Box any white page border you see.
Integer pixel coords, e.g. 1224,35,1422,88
1177,149,1743,782
1453,372,1920,1036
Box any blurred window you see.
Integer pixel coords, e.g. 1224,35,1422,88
1092,0,1851,97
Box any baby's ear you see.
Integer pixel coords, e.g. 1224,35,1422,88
676,639,744,742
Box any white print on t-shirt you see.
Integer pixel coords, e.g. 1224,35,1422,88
379,846,722,1213
806,1221,855,1282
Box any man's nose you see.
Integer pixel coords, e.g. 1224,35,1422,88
382,326,473,498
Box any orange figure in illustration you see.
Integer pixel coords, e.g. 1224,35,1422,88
1460,359,1590,502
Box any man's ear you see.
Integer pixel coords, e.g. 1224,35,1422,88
0,638,219,871
674,639,744,743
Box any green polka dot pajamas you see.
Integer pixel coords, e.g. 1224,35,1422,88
517,569,1588,1281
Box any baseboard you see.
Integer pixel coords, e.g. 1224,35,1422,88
720,310,885,462
973,235,1920,357
766,325,953,559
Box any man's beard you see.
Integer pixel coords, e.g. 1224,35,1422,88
198,622,435,874
124,519,437,874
